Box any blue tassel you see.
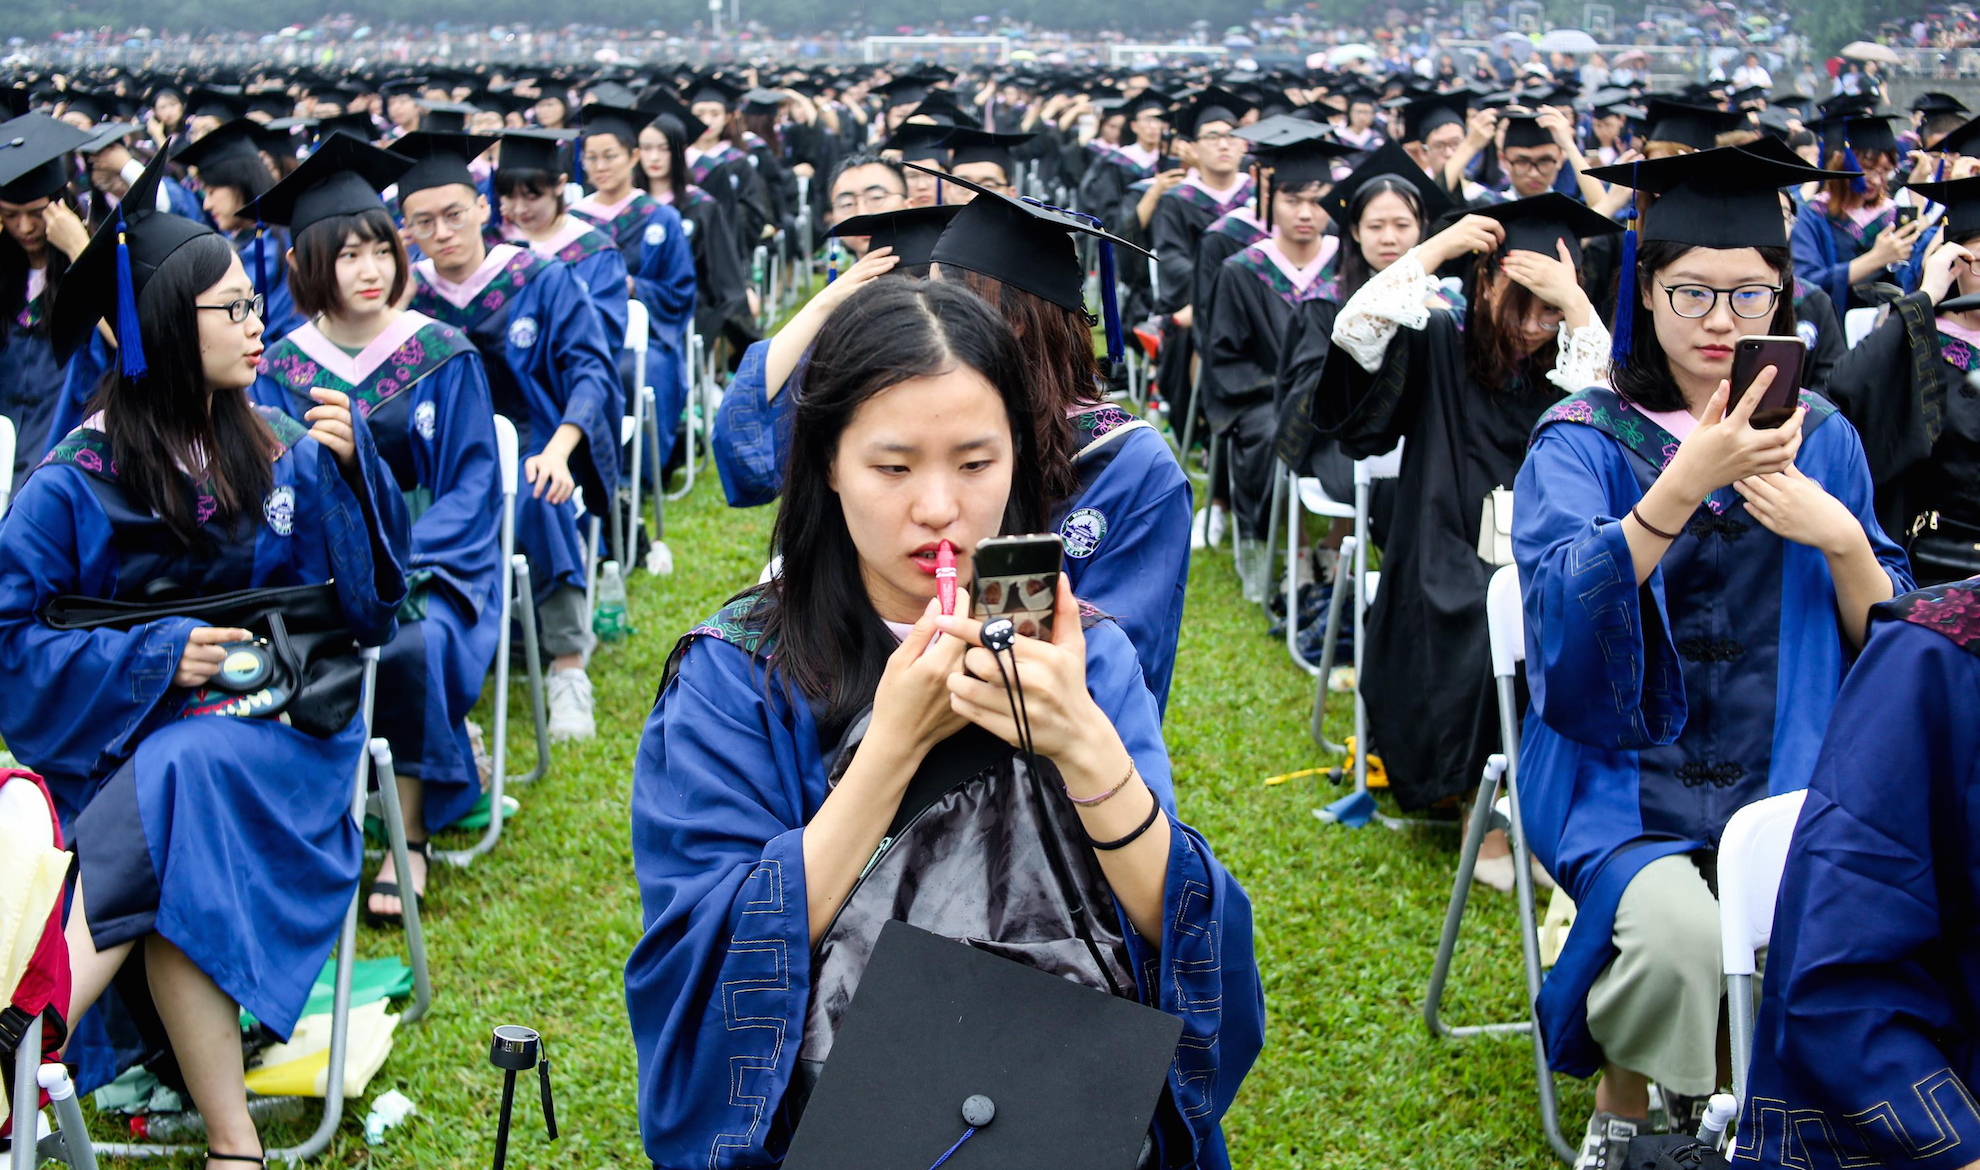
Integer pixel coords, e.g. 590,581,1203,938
253,217,270,305
1098,240,1124,367
1937,155,1947,183
827,238,837,284
935,177,943,206
1843,141,1867,195
113,213,146,379
571,138,584,189
1610,165,1640,367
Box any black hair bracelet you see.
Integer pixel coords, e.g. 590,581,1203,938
1084,789,1163,852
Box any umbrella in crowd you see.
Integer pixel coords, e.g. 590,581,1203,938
1840,40,1903,64
1536,28,1600,53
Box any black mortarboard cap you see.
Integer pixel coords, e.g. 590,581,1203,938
1500,111,1557,150
874,74,934,109
1,87,28,120
1475,190,1623,264
392,131,493,196
913,160,1150,364
77,121,142,156
418,100,475,134
1400,92,1466,143
493,128,573,177
907,89,979,129
246,133,410,238
58,89,117,125
779,922,1182,1170
1915,91,1970,117
883,122,953,167
315,111,378,145
740,88,785,118
246,90,292,120
1171,85,1252,138
1728,84,1769,108
378,75,429,98
174,118,265,169
1238,117,1356,188
1933,113,1980,159
52,145,216,369
1316,139,1455,233
1117,90,1170,122
1644,99,1743,152
1905,176,1980,240
578,102,659,147
826,204,961,268
1587,143,1841,249
687,76,745,109
1808,112,1900,159
942,126,1032,175
642,89,714,145
186,86,247,122
0,112,91,201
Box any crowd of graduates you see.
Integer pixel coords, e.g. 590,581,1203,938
0,47,1974,1170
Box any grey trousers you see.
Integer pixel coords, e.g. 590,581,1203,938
538,585,591,658
1585,852,1760,1097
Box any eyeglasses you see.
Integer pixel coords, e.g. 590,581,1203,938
406,205,474,239
196,293,265,323
1422,137,1462,158
968,177,1011,192
1658,282,1782,319
1194,130,1237,145
1504,154,1562,172
580,151,627,166
830,185,908,214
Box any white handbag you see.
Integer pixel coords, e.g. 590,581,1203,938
1478,486,1515,567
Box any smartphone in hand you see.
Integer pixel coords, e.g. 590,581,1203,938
1728,335,1806,430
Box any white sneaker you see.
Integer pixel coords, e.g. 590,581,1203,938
1207,503,1229,546
1190,508,1210,550
1472,852,1518,893
547,668,596,743
1575,1112,1639,1170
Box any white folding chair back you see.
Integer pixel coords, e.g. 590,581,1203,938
1487,559,1525,681
0,415,16,514
1720,788,1810,1117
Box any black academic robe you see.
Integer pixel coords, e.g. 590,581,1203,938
1826,290,1980,581
1278,298,1564,810
1150,177,1255,440
1793,280,1847,395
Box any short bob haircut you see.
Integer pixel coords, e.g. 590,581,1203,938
287,207,410,319
494,166,566,216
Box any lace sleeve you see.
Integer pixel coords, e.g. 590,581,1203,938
1330,250,1440,373
1546,318,1614,392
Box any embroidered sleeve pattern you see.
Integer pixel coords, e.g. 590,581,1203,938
1548,318,1614,392
1331,250,1438,373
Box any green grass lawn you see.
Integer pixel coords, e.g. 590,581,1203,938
72,435,1590,1168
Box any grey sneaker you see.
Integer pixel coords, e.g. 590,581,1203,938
1576,1111,1641,1170
547,668,596,743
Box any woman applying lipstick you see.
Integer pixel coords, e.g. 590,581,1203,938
246,135,504,926
0,148,407,1170
625,278,1262,1170
1515,146,1911,1165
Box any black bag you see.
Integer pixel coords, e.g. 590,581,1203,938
41,582,364,737
1625,1134,1731,1169
1907,512,1980,588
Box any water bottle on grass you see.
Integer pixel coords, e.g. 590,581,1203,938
593,561,632,642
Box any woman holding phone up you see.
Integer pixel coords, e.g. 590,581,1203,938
623,279,1262,1169
1516,146,1911,1167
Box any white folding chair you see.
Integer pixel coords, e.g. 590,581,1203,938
1719,789,1809,1124
666,329,705,502
1421,565,1577,1164
0,415,15,515
621,301,670,577
441,415,548,867
89,647,396,1164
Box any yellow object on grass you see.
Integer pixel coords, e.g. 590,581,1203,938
244,1000,399,1098
1343,736,1389,788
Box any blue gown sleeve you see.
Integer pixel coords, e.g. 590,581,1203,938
538,265,624,496
1512,424,1685,750
409,358,502,614
633,204,697,338
711,339,796,509
1084,621,1265,1169
1751,620,1980,1170
295,412,410,646
1064,436,1192,715
576,247,631,364
625,637,819,1169
46,335,112,458
1791,205,1851,315
0,471,198,783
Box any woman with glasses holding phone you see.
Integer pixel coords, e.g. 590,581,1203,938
1517,147,1910,1167
2,151,406,1169
1825,174,1980,586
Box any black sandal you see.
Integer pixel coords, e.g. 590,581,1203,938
208,1154,265,1165
362,838,430,927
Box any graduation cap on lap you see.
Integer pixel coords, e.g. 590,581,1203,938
780,922,1182,1170
52,146,217,372
246,132,411,238
0,112,92,202
827,204,960,269
913,160,1152,367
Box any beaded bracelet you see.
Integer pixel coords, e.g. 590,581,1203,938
1066,757,1136,806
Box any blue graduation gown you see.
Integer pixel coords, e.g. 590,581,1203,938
43,332,110,466
1512,387,1912,1078
410,246,621,603
573,194,697,465
1055,405,1191,716
0,287,63,485
0,406,407,1089
1790,201,1896,317
251,315,502,830
231,226,304,346
1739,579,1980,1169
624,600,1263,1170
710,338,795,509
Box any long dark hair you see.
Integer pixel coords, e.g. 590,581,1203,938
0,192,76,346
1463,251,1566,392
759,279,1044,742
1340,175,1427,298
741,111,781,156
637,115,692,205
948,269,1083,505
1611,240,1796,412
89,233,277,548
